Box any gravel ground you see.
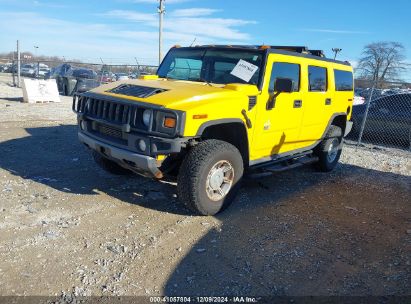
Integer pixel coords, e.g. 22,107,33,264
0,73,410,298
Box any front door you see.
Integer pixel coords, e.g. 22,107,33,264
298,65,333,147
251,60,304,161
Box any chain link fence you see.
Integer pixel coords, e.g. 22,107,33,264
348,80,411,152
0,57,158,90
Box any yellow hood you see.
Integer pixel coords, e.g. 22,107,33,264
90,78,260,111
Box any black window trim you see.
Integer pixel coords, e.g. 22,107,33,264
269,61,301,93
308,65,328,92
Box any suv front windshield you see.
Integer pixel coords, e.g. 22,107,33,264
157,48,264,86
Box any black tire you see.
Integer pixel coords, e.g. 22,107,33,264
177,139,244,216
92,151,132,175
314,125,343,172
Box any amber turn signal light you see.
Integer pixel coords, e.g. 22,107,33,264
193,114,208,119
163,117,176,128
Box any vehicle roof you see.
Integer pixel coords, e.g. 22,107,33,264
174,45,351,66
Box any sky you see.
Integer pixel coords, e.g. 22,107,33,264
0,0,410,79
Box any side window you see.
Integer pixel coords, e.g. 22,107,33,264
269,62,300,92
334,69,353,91
308,66,327,92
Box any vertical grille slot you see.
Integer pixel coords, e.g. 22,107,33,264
248,96,257,110
122,105,129,124
97,99,103,117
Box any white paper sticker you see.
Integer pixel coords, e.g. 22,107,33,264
230,59,259,82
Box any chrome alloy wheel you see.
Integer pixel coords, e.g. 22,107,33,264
205,160,234,201
327,138,340,163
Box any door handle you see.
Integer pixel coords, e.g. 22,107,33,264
293,100,302,108
325,98,332,105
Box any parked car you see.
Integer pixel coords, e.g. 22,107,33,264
0,64,6,72
5,63,17,73
350,93,411,147
129,72,140,79
47,63,100,96
353,95,365,106
34,67,50,79
20,64,36,77
98,71,115,83
115,73,130,81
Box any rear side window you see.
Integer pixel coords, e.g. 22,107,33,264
269,62,300,92
334,69,353,91
308,66,327,92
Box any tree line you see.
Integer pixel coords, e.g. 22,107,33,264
357,41,409,87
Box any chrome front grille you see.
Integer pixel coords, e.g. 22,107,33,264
73,96,146,129
87,98,132,124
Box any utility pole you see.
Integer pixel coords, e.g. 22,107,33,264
158,0,165,65
17,40,21,88
332,48,342,60
34,45,39,78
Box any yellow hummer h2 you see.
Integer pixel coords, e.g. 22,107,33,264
73,45,354,215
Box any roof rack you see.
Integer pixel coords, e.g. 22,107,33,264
269,46,308,53
191,45,327,58
307,50,325,57
268,46,326,58
201,45,259,49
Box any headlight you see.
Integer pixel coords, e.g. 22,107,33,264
142,109,152,127
138,139,147,151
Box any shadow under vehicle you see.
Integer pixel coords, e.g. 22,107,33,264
47,63,100,96
350,93,411,147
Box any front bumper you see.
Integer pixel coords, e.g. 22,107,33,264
78,132,163,178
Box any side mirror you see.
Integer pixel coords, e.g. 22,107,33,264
274,78,293,93
267,78,293,110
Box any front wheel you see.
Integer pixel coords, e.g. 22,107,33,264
314,125,343,172
177,140,244,215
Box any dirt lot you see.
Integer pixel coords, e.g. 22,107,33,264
0,73,410,298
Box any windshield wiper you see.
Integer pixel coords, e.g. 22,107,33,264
198,77,212,86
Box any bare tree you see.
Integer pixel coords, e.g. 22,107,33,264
357,42,407,87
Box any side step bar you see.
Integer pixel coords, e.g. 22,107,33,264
247,152,319,179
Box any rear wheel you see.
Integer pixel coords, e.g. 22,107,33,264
177,139,243,215
314,125,343,172
92,151,132,175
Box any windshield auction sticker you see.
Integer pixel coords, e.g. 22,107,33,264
230,59,258,82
